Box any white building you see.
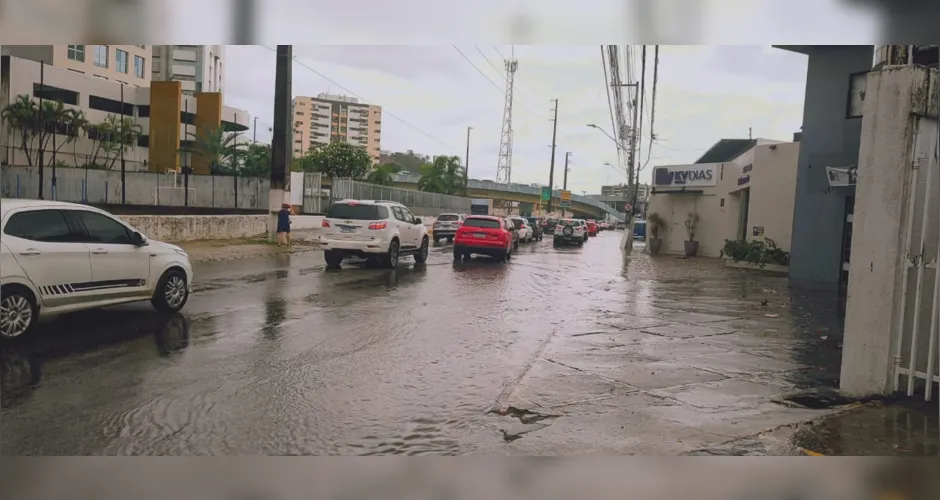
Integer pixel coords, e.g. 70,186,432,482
647,138,799,258
151,45,224,95
0,54,248,170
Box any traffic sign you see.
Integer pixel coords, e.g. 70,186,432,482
540,186,551,201
559,190,571,207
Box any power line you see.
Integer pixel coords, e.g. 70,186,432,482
259,45,496,169
474,45,504,79
600,46,623,176
641,45,660,172
453,45,504,94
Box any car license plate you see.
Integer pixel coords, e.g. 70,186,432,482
473,233,486,238
340,226,356,233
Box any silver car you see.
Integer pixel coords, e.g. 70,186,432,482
432,213,467,243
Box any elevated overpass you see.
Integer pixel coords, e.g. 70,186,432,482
321,174,625,220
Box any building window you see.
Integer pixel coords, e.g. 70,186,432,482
374,120,381,125
93,45,109,68
846,71,867,119
116,49,129,73
67,45,85,62
32,84,79,106
134,55,145,78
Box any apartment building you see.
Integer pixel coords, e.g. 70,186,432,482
151,45,224,95
2,45,151,87
292,93,381,161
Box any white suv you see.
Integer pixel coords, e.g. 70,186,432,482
0,199,194,340
319,199,430,269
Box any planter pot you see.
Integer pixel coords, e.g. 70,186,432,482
648,238,663,255
684,240,699,257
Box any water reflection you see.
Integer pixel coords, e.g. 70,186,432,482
261,298,288,338
0,349,41,407
154,314,190,356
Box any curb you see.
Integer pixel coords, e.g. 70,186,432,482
189,245,322,264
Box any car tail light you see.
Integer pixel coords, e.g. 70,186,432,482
322,220,331,228
368,221,387,230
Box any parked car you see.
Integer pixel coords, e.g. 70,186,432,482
542,218,559,235
0,199,194,340
319,199,429,269
586,220,598,237
616,221,626,230
553,218,586,247
524,217,544,241
633,220,646,240
432,213,466,243
503,217,520,250
453,215,514,262
511,217,535,243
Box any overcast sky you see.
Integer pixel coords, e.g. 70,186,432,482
224,45,809,194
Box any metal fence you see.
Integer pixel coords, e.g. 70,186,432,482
331,178,471,215
1,165,270,210
301,171,325,214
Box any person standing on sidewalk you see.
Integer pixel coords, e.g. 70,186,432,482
277,203,293,247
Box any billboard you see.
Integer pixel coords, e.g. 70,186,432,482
652,165,718,188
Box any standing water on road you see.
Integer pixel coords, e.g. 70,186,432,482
1,232,850,455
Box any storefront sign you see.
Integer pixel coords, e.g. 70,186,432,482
737,174,751,186
826,166,857,187
652,165,717,188
752,226,764,237
742,163,753,174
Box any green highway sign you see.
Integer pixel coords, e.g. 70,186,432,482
540,186,551,201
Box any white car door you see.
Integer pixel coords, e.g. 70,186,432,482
2,208,93,308
67,209,152,299
399,206,423,248
390,206,414,249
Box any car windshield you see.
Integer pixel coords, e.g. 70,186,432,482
437,214,460,221
327,203,386,220
464,218,500,229
560,220,577,225
512,219,526,227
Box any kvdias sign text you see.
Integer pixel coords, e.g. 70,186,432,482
653,165,718,188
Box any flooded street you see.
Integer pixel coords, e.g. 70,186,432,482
1,232,853,455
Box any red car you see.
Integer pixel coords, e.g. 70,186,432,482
454,215,514,262
586,220,598,237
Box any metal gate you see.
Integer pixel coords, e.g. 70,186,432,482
892,117,940,412
301,172,323,214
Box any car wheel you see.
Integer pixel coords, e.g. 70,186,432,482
414,237,429,264
513,240,519,250
578,240,584,247
0,285,38,341
385,240,400,268
151,269,189,313
447,237,453,243
453,246,463,262
324,250,343,268
433,237,440,244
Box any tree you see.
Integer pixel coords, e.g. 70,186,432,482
307,141,372,179
366,162,401,186
417,155,465,195
1,95,90,167
240,143,272,178
1,95,40,166
87,115,142,170
184,125,245,175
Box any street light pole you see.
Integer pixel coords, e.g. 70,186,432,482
464,126,471,194
562,152,570,217
547,99,558,213
253,116,258,143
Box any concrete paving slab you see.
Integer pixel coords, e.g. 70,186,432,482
683,351,805,377
595,315,674,330
642,323,733,339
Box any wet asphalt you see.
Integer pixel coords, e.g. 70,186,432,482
0,231,872,455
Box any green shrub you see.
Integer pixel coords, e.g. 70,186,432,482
721,238,789,268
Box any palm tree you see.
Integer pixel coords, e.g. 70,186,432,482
418,155,465,195
366,162,401,186
1,95,39,166
184,125,244,175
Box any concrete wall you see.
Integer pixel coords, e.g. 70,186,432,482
1,165,270,210
119,214,328,242
788,46,874,284
747,142,801,251
840,66,940,397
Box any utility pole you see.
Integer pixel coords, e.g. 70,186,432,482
561,152,570,217
464,126,472,193
496,50,518,213
232,0,256,43
547,99,559,213
120,83,126,204
253,116,259,142
268,45,292,242
37,61,45,200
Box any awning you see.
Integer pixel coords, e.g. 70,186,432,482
826,166,858,187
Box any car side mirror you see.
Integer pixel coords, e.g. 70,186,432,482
132,231,147,246
414,218,423,225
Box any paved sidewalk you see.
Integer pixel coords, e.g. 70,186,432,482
176,230,321,263
488,251,855,455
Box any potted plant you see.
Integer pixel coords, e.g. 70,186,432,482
646,212,666,255
684,212,700,257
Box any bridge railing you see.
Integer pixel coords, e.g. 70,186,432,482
331,178,471,216
390,173,626,220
